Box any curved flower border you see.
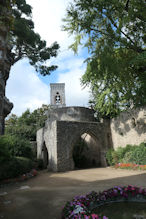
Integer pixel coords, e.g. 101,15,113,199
62,185,146,219
0,169,38,185
115,163,146,170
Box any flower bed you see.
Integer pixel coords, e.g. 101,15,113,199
0,169,37,185
62,185,146,219
115,163,146,170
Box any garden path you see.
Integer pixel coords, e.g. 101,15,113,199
0,167,146,219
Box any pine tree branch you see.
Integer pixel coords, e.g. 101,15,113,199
125,0,130,11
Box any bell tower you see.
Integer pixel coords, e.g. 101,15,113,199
50,83,66,107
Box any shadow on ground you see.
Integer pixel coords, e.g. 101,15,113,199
0,168,146,219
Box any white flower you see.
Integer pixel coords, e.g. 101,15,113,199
73,205,85,214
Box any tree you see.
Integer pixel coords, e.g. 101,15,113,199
0,0,59,134
5,104,51,141
63,0,146,117
6,0,59,75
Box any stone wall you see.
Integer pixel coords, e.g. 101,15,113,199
44,121,58,171
110,107,146,149
81,133,101,167
37,106,146,172
37,107,108,172
37,121,58,171
46,106,97,123
56,120,107,171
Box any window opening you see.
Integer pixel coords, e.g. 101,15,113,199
55,92,61,104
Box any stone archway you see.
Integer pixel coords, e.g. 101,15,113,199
72,131,101,169
37,107,109,172
56,120,107,172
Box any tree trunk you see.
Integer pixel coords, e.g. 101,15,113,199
0,2,13,135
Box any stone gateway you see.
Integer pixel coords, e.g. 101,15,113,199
37,83,146,172
37,107,110,172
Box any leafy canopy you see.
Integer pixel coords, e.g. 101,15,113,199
5,104,51,141
63,0,146,117
1,0,59,75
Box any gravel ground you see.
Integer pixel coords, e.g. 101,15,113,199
0,167,146,219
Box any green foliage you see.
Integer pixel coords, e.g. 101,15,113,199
63,0,146,117
0,135,33,159
106,142,146,166
0,0,59,75
0,136,12,163
106,148,114,166
122,143,146,165
0,134,36,180
36,159,45,170
5,104,50,141
112,145,136,163
0,156,33,180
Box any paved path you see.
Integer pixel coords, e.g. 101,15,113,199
0,168,146,219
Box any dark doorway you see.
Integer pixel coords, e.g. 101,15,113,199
73,133,101,169
42,142,48,168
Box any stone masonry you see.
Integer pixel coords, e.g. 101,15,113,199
50,83,66,107
37,107,108,171
37,106,146,172
110,107,146,148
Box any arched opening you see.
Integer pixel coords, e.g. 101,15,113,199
42,142,49,168
72,132,101,169
55,92,62,105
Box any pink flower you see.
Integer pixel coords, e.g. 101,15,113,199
84,215,90,219
31,169,37,176
91,214,99,219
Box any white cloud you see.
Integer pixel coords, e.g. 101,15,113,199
6,60,50,116
27,0,73,47
6,0,90,116
57,57,90,107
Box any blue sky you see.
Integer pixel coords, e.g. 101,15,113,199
6,0,90,116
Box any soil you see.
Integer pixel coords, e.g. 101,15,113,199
0,167,146,219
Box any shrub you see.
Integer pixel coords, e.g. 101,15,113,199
123,143,146,165
106,148,114,166
9,137,33,159
0,136,12,164
36,158,44,170
0,135,33,159
0,156,33,180
106,142,146,166
115,146,130,162
122,151,133,163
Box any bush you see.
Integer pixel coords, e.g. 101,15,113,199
0,136,12,164
122,151,133,163
106,142,146,166
106,148,114,166
0,156,33,180
111,145,136,164
0,135,33,159
35,158,44,170
122,143,146,165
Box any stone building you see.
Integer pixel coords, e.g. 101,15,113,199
37,106,109,171
37,83,146,172
50,83,66,107
37,83,110,171
110,107,146,148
